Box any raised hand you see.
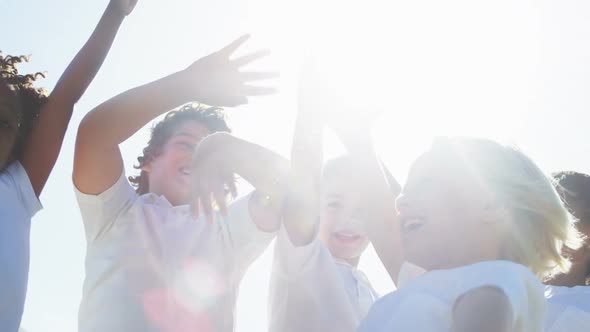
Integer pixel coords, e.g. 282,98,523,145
178,35,278,107
189,133,239,221
110,0,139,16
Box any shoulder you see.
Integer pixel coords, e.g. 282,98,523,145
1,161,42,216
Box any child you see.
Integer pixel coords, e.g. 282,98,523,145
358,138,583,332
268,63,402,332
0,0,137,330
544,171,590,331
73,36,284,332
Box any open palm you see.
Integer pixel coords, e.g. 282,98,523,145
179,35,278,107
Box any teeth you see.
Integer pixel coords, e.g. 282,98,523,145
335,232,359,239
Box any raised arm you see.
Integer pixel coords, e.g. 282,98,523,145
280,60,324,245
73,35,275,195
334,123,404,285
189,132,289,231
21,0,138,196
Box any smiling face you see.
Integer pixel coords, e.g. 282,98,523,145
143,121,209,206
319,158,370,266
395,146,507,271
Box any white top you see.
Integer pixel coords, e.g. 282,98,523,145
358,260,546,332
76,173,276,332
268,228,378,332
545,285,590,332
0,162,42,332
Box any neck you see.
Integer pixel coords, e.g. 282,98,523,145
337,256,360,268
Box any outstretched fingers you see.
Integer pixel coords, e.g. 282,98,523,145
218,35,251,58
232,49,271,67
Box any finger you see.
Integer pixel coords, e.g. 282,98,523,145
190,177,201,218
219,34,250,57
213,184,228,217
201,195,213,224
231,49,271,67
238,85,277,96
191,197,200,219
239,71,279,82
199,183,214,223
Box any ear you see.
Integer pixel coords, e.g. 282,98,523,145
141,162,152,173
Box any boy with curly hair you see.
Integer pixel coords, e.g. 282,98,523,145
73,34,282,331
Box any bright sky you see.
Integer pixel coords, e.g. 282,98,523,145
2,0,590,331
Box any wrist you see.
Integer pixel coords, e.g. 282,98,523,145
106,1,127,21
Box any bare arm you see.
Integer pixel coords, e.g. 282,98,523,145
337,130,404,284
280,63,324,246
452,286,514,332
190,133,289,231
22,0,136,196
73,35,275,195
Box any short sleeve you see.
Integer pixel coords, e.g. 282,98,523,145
5,162,42,218
218,192,277,280
75,172,136,242
456,261,545,330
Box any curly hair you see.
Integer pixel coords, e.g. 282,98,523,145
553,171,590,223
0,52,48,161
129,103,231,194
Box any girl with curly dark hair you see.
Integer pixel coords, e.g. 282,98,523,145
0,0,138,330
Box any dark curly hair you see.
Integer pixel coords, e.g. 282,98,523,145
553,171,590,223
0,52,48,162
129,103,231,194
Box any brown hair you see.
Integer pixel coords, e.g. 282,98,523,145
553,171,590,223
0,52,48,163
129,103,231,194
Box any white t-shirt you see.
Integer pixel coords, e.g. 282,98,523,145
545,285,590,332
76,173,276,332
268,228,378,332
358,261,545,332
0,162,42,332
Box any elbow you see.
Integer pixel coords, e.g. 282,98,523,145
283,216,318,247
76,108,102,147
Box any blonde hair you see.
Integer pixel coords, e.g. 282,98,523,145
431,137,584,280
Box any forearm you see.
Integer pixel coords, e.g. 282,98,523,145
228,137,290,231
282,111,323,245
230,138,290,200
20,2,128,195
51,2,126,107
342,134,404,283
79,70,191,147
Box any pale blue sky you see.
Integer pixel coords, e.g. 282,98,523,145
2,0,590,331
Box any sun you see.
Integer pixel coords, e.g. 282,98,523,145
243,0,537,176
